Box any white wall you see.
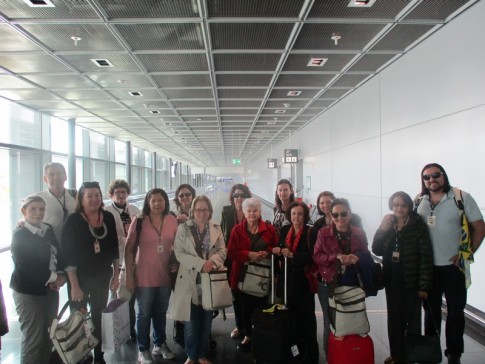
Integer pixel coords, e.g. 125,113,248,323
247,1,485,311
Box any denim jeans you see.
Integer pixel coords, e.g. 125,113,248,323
184,303,213,360
316,281,330,356
136,286,171,352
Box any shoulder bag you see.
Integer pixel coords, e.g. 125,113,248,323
201,269,233,310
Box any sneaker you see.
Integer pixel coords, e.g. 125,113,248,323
138,350,153,364
152,342,175,360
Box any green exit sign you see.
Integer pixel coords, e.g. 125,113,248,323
232,159,241,165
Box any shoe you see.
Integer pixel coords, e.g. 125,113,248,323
230,327,241,339
152,342,175,359
138,350,153,363
447,354,461,364
237,340,251,352
199,358,212,364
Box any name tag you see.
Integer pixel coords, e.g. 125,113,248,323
427,215,436,228
94,240,100,254
392,251,400,262
157,244,164,253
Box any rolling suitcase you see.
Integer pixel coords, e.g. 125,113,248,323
251,255,300,364
327,331,374,364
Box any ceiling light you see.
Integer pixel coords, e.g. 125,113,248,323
128,91,143,96
117,80,126,84
331,33,341,46
267,121,276,125
348,0,376,7
70,36,82,46
283,103,291,108
163,122,173,125
307,58,328,67
287,91,302,97
275,110,286,114
149,110,160,114
91,58,114,67
23,0,55,7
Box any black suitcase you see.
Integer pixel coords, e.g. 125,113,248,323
251,255,300,364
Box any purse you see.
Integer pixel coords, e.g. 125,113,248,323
238,259,271,297
201,269,233,310
49,301,99,364
101,299,130,352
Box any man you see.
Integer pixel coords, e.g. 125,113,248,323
36,162,76,243
416,163,485,364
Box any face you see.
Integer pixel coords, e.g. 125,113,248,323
178,188,193,208
44,166,66,190
319,195,332,215
331,204,351,231
22,201,46,226
277,183,293,203
193,200,210,225
422,167,445,193
149,193,166,215
244,206,261,224
290,206,305,227
82,187,102,213
111,187,128,206
391,196,409,219
233,188,246,209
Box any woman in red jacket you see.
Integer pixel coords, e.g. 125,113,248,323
227,197,277,352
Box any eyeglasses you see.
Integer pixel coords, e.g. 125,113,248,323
392,203,408,209
233,193,247,199
113,190,127,196
81,181,99,189
178,193,192,198
194,208,209,213
423,172,443,181
331,211,349,219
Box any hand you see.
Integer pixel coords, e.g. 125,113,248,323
70,286,84,302
248,251,259,262
418,291,428,299
110,275,120,292
450,254,460,266
169,262,179,273
281,248,293,259
272,247,282,255
202,260,215,273
177,214,189,224
125,275,135,293
380,214,395,232
55,275,66,288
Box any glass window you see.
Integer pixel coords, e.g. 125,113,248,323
0,100,41,148
115,163,126,180
132,146,141,166
50,117,68,154
131,166,141,195
75,126,84,156
144,151,152,167
90,160,108,197
90,131,107,160
114,140,126,163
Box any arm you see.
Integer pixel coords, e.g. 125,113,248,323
470,219,485,253
124,218,139,292
67,269,83,302
417,219,433,296
227,225,251,263
104,211,120,292
174,224,206,273
208,225,227,269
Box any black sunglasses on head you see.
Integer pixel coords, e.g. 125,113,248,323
331,211,349,219
233,193,247,199
178,193,192,198
422,172,443,181
81,181,100,189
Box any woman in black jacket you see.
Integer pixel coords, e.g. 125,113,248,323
372,191,433,364
10,195,66,364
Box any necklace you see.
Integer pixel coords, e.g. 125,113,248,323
88,222,107,239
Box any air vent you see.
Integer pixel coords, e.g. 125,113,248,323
287,91,302,96
128,91,143,96
348,0,376,7
149,110,160,114
307,58,328,67
275,110,286,114
23,0,55,7
90,59,114,67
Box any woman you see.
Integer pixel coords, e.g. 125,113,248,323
309,191,334,224
172,184,196,224
125,188,178,363
62,182,120,364
172,196,226,364
227,197,277,351
273,201,319,364
10,195,66,363
313,198,370,358
372,191,433,364
220,183,252,340
272,179,295,235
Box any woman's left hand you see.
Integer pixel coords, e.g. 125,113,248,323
281,248,293,259
418,290,428,299
110,275,120,292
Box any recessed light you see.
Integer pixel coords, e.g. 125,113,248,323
307,58,328,67
283,103,291,108
163,122,172,126
275,110,286,114
287,91,302,97
91,58,114,67
70,36,82,46
23,0,55,7
149,110,160,114
348,0,376,7
267,121,276,125
128,91,143,96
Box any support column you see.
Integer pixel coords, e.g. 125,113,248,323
126,141,132,186
67,118,76,189
152,152,157,188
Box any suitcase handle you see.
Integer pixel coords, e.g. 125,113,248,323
271,254,288,308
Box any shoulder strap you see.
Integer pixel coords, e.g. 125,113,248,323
67,189,77,198
413,193,424,212
453,187,464,211
134,216,143,250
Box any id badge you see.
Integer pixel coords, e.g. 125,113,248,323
94,240,100,254
157,244,164,253
392,251,400,262
427,215,436,228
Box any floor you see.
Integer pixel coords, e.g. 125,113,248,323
1,184,484,363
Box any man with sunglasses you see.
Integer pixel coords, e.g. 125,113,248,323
416,163,485,364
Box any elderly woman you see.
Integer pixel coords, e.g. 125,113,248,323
172,184,196,224
10,195,66,363
220,183,252,340
227,197,277,351
313,198,370,358
272,179,295,235
125,188,178,363
172,196,226,364
372,191,433,364
62,182,120,364
273,201,319,364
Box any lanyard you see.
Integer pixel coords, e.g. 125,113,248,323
149,216,163,244
51,189,68,221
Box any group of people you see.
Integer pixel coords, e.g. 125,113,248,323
8,162,485,364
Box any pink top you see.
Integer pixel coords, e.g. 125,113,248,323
127,214,178,287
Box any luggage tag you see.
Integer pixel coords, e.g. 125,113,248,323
392,251,400,262
94,239,100,254
427,215,436,228
291,345,299,357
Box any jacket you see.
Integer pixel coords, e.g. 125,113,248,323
171,220,227,321
220,205,238,243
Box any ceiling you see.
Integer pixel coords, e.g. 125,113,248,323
0,0,478,168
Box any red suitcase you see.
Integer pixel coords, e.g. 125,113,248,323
327,332,374,364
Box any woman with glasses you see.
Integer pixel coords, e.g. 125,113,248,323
313,198,370,358
272,201,319,364
124,188,178,363
220,184,251,340
227,197,277,352
172,196,226,364
62,182,120,364
272,179,295,235
372,191,433,364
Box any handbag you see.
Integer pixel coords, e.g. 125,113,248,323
238,259,271,297
201,269,233,310
101,299,130,352
49,301,98,364
405,300,442,363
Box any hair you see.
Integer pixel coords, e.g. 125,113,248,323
420,163,451,195
274,179,295,209
173,184,196,208
242,197,262,214
285,201,310,225
21,195,45,210
142,188,170,216
229,184,252,205
107,179,131,196
190,195,213,220
331,198,351,212
316,191,335,214
43,162,66,176
388,191,414,211
75,181,104,213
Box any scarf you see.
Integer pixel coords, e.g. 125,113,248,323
285,226,304,253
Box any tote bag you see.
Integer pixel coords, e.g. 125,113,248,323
328,285,370,336
201,269,233,310
238,259,271,297
101,299,130,351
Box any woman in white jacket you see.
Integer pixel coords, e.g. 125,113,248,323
172,195,226,364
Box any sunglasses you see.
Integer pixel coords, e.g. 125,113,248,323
422,172,443,181
233,193,247,199
81,181,100,189
178,193,192,198
331,211,349,219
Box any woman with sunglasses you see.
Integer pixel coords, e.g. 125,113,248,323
313,198,370,357
372,191,433,364
220,183,251,340
62,182,120,364
172,184,196,225
272,179,295,236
